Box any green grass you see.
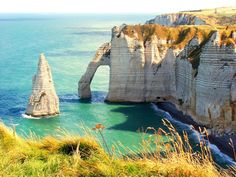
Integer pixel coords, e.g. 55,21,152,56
0,120,234,177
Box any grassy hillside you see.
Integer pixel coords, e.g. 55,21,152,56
181,7,236,26
0,120,234,176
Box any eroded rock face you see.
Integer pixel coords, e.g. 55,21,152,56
79,25,236,134
106,33,176,102
175,31,236,134
79,43,111,99
26,54,59,117
146,13,206,26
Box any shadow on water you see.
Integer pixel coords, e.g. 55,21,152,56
7,107,25,116
108,103,164,133
0,90,28,117
60,91,167,134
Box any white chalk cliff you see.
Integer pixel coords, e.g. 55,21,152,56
79,43,111,99
79,25,236,134
146,13,206,26
26,54,59,117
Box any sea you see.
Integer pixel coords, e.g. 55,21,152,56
0,13,235,166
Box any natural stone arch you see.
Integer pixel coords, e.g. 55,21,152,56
78,43,111,99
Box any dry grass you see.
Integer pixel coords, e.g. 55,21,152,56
122,24,236,70
0,120,234,177
122,24,236,48
181,7,236,26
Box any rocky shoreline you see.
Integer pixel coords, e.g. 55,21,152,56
156,101,236,160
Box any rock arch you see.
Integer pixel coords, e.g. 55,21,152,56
78,43,111,99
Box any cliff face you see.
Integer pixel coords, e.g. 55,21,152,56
146,7,236,26
26,54,59,117
146,13,206,26
195,33,236,133
106,30,176,102
79,25,236,134
176,31,236,134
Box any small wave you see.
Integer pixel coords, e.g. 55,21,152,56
21,113,57,119
91,91,108,103
60,94,79,103
59,92,107,104
151,103,236,166
21,113,41,119
209,143,236,166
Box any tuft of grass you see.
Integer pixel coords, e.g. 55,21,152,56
0,121,234,176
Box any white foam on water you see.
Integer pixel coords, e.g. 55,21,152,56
21,113,42,119
151,103,236,166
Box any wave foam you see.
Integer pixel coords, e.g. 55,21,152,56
151,103,236,166
21,113,42,119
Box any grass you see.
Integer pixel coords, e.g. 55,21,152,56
180,7,236,26
122,24,236,48
0,120,235,177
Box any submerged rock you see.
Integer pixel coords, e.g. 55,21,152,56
26,54,59,117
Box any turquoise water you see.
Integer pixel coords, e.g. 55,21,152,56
0,13,164,146
0,14,234,165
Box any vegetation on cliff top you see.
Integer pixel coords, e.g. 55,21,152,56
122,24,236,49
181,7,236,26
0,120,234,176
122,24,236,70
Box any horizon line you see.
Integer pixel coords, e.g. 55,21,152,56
0,6,235,15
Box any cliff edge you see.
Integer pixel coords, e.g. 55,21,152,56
79,24,236,135
146,7,236,26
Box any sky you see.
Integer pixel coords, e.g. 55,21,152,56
0,0,235,13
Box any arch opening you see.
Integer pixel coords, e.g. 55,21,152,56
78,42,111,99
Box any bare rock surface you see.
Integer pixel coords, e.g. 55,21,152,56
146,13,206,26
78,43,111,99
79,25,236,134
26,54,59,117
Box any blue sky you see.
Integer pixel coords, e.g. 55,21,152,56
0,0,235,13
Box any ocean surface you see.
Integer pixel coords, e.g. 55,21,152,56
0,13,234,166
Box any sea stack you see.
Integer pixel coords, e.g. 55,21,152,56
26,54,60,117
